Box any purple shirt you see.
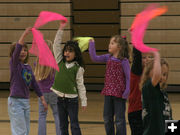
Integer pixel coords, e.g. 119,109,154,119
38,73,55,93
89,41,130,98
9,44,42,98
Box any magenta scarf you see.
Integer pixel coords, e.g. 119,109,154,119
130,4,167,53
29,11,68,71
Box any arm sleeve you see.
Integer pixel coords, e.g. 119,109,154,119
53,29,64,64
131,47,142,75
76,67,87,107
10,44,22,67
31,73,43,97
89,41,109,63
122,59,130,95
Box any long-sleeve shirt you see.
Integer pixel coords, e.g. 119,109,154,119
128,48,142,113
89,41,130,98
9,44,42,98
37,72,55,93
51,29,87,107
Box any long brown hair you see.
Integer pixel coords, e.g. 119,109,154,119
111,35,131,61
139,60,154,91
9,42,29,63
34,40,55,80
139,59,169,91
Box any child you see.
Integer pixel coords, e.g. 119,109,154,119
140,51,169,135
50,22,87,135
160,59,172,120
128,48,153,135
89,36,130,135
8,27,48,135
34,40,61,135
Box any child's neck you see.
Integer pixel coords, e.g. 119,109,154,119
20,60,25,64
112,52,119,58
66,60,75,64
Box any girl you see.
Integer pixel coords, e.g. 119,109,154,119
140,52,170,135
160,59,172,121
128,48,153,135
89,36,130,135
34,40,61,135
50,22,87,135
8,27,48,135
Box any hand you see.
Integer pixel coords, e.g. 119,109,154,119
89,39,95,46
122,90,129,99
23,27,32,36
59,21,66,30
151,51,160,56
42,100,48,111
128,27,131,32
89,39,94,43
40,96,48,111
82,106,86,112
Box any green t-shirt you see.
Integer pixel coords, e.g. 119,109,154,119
142,79,165,135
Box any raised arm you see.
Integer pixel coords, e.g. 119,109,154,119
122,59,131,99
89,40,110,63
131,47,143,75
11,27,31,66
151,51,161,87
53,22,66,64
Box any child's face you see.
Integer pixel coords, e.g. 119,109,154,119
142,53,153,67
160,64,169,88
19,47,28,63
64,47,76,62
108,37,120,55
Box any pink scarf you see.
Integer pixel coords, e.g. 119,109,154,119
29,11,68,71
130,4,167,53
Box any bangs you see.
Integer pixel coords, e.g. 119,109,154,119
64,45,75,52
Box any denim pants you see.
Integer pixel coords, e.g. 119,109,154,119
57,97,81,135
103,96,126,135
8,97,30,135
38,92,61,135
128,110,143,135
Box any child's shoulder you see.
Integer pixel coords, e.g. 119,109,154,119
143,79,160,91
122,58,128,61
121,58,129,64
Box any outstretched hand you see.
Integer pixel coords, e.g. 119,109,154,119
89,39,94,43
59,21,66,30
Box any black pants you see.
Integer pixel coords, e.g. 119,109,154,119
57,97,81,135
128,110,143,135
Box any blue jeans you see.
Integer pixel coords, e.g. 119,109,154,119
38,92,61,135
103,96,126,135
8,97,30,135
57,97,81,135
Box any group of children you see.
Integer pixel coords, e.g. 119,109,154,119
8,20,172,135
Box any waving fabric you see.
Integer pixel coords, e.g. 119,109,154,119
29,11,68,71
130,4,168,53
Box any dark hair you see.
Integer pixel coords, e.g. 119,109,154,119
111,35,130,60
9,42,29,63
62,40,85,68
